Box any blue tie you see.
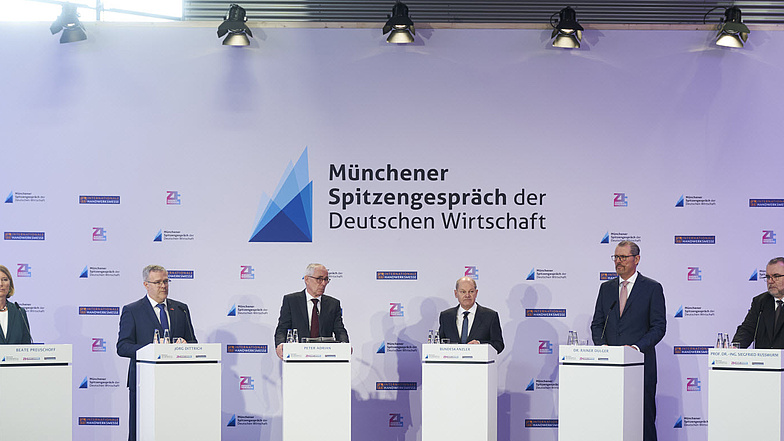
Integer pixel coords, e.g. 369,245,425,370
157,303,169,331
461,311,469,344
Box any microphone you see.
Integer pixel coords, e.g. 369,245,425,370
752,304,764,349
15,302,34,344
601,300,618,342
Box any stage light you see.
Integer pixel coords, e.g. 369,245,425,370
50,3,86,44
715,6,750,48
383,1,415,44
550,7,583,49
217,4,253,46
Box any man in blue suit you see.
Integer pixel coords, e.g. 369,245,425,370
591,241,666,441
117,265,197,441
438,277,504,354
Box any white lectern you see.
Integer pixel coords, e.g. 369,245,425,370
0,344,72,441
708,348,784,441
558,345,644,441
282,343,351,441
421,343,497,441
136,343,221,441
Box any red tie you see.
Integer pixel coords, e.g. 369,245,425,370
310,298,320,338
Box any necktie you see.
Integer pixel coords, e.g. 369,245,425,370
776,300,784,328
157,303,169,331
619,281,629,317
460,311,470,344
310,298,320,338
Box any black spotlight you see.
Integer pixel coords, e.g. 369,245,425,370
716,6,750,48
550,7,583,49
383,1,415,44
217,4,253,46
50,3,87,44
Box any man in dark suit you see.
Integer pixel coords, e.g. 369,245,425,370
438,277,504,354
591,241,666,441
274,263,349,359
733,257,784,349
117,265,197,441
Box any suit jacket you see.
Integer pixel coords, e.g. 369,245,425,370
732,292,784,349
116,297,197,388
591,273,667,385
438,304,505,354
274,290,349,346
0,302,32,344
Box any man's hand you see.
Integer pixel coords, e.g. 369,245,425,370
276,343,284,360
468,340,480,344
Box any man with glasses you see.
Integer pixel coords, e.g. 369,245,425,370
274,263,349,359
117,264,198,441
591,241,666,441
732,257,784,349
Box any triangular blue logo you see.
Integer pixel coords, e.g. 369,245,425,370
377,342,386,354
227,305,237,316
525,379,535,391
749,270,758,281
601,232,609,244
250,148,313,243
526,268,535,281
80,266,88,278
674,416,683,428
154,230,162,242
227,415,236,427
4,192,12,203
1,357,4,362
675,305,684,318
676,195,684,207
79,377,88,389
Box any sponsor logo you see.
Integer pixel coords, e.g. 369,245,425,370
376,382,417,391
79,266,120,278
526,268,567,280
750,269,767,281
673,346,711,355
389,303,404,317
674,416,708,428
674,235,715,244
377,342,417,353
687,267,702,281
226,345,268,354
526,309,567,318
525,419,558,428
15,302,43,314
250,148,312,242
227,414,268,427
79,195,120,205
749,199,784,207
168,270,194,279
389,413,404,428
78,417,120,426
601,232,642,244
240,265,255,280
166,191,181,205
763,230,777,244
79,306,120,316
464,266,479,280
240,376,255,390
526,379,535,391
686,377,701,391
4,191,45,203
600,272,618,280
376,271,417,280
16,264,31,278
4,232,45,241
676,195,716,207
538,340,553,354
227,304,269,316
674,305,715,318
153,229,195,241
92,338,107,352
613,193,628,207
79,376,120,389
92,227,107,242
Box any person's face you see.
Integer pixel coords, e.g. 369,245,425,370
766,262,784,299
304,266,329,297
0,271,10,301
454,280,478,310
144,270,169,304
613,244,640,280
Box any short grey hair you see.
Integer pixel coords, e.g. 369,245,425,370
617,240,640,256
305,263,326,277
142,264,167,282
768,257,784,266
455,277,477,290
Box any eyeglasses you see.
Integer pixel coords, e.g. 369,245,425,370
765,274,784,281
308,276,330,284
611,255,637,262
146,279,170,286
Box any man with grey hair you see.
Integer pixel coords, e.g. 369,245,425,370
732,257,784,348
117,264,197,441
274,263,349,359
438,276,504,353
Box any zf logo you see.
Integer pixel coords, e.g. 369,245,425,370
538,340,553,354
239,376,255,390
389,413,404,428
92,338,107,352
240,265,255,280
464,266,479,280
686,377,701,391
92,227,107,242
17,264,31,278
613,193,628,207
763,230,777,244
687,267,702,281
166,191,181,205
389,303,404,317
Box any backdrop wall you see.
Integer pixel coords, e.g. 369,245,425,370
1,22,782,441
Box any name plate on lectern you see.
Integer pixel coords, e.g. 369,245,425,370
282,343,351,361
559,345,643,365
136,343,221,363
709,348,784,370
421,343,496,363
0,344,72,365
